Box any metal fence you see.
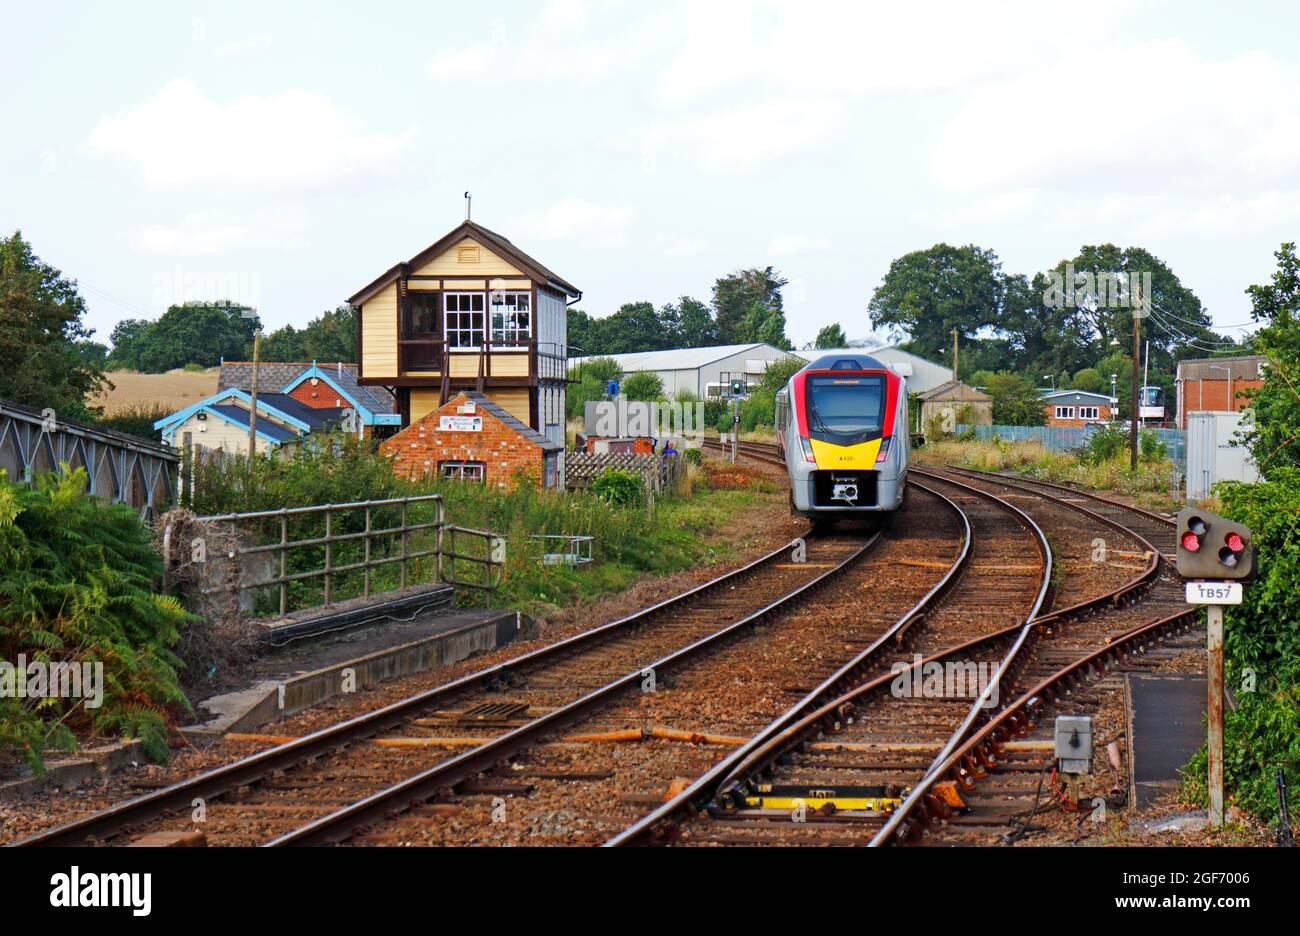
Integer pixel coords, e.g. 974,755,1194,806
0,397,177,519
958,424,1187,471
162,494,504,616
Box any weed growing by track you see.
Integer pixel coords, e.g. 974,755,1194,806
184,436,782,619
915,438,1180,508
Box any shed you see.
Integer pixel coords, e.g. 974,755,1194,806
918,381,993,432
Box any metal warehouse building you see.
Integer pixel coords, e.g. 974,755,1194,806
571,343,799,398
791,346,953,394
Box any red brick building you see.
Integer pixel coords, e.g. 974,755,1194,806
380,392,562,489
1042,390,1114,428
1175,355,1267,430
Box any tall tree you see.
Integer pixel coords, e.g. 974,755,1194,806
867,244,1005,363
661,296,718,348
1044,244,1215,374
260,306,357,363
0,231,107,417
713,267,787,343
984,371,1047,426
1241,242,1300,477
814,323,846,348
129,302,259,372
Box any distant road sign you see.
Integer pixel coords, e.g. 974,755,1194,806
1185,581,1243,605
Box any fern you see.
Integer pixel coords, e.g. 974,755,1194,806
0,467,193,773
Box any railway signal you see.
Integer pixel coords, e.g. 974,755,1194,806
1175,508,1253,579
1176,507,1254,828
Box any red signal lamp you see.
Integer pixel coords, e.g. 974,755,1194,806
1225,532,1246,553
1181,531,1201,552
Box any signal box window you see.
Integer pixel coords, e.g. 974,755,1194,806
445,293,485,348
441,461,486,483
1055,406,1075,419
1080,406,1100,420
490,292,531,344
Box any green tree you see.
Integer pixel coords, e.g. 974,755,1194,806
814,323,846,348
1240,243,1300,476
105,319,152,371
661,296,718,348
567,307,597,355
868,244,1005,364
0,231,107,417
984,372,1046,426
1072,367,1105,393
1044,244,1214,375
620,370,666,401
713,267,787,344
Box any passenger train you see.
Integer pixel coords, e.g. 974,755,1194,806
775,353,910,528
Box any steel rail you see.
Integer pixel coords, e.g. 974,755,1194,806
266,530,886,845
607,470,1055,846
11,531,824,847
869,606,1198,846
603,478,972,846
869,467,1183,847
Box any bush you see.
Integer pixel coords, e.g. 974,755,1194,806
1139,429,1167,464
1078,425,1128,465
97,402,171,443
591,468,646,507
0,468,191,772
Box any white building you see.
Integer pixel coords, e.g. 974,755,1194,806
791,345,953,394
571,343,800,398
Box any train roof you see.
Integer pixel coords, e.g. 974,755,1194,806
801,353,891,372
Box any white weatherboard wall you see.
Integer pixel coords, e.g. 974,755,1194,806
1186,411,1258,502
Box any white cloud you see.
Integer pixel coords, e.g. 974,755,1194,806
768,234,831,255
932,41,1300,196
427,0,653,84
215,34,273,60
653,0,1132,105
660,235,711,258
509,199,635,244
623,97,843,172
86,79,415,192
133,212,304,256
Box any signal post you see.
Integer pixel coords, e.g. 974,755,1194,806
1175,509,1254,827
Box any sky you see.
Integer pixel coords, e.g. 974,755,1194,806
4,0,1300,352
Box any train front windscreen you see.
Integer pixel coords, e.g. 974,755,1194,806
806,374,885,441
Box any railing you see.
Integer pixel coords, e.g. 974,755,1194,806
0,396,177,519
162,494,504,617
530,534,595,566
396,337,573,385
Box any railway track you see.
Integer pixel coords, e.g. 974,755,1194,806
339,482,972,845
609,468,1055,845
606,450,1198,847
14,522,882,847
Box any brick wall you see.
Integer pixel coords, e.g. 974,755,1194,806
1179,378,1263,428
380,394,544,489
287,380,349,410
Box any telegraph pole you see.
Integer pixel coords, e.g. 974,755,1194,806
1130,308,1140,472
248,328,262,458
952,328,960,382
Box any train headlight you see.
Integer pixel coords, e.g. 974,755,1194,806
875,438,892,464
799,436,816,463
